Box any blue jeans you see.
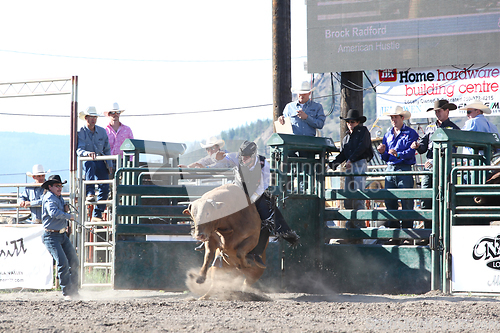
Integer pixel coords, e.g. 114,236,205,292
385,164,415,228
344,159,367,211
43,232,79,296
84,160,109,218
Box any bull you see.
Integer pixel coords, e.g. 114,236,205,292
183,183,267,300
474,171,500,206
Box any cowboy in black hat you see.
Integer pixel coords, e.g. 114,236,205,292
410,100,460,221
329,109,373,226
41,175,79,300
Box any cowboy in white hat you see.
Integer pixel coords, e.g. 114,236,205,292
104,103,134,162
278,81,325,137
377,106,419,228
183,136,237,169
76,106,111,222
19,164,51,223
460,100,499,135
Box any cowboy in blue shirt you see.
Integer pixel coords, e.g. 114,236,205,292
460,100,499,155
41,175,79,299
377,106,419,228
77,106,110,222
278,81,325,137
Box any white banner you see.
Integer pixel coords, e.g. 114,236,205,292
452,226,500,293
376,64,500,119
0,225,53,289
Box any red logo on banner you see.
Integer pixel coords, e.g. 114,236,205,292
379,69,397,82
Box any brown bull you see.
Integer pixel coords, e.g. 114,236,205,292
183,183,267,299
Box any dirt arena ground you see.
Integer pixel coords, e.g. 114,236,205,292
1,288,500,332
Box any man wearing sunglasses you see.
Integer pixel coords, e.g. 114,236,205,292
460,100,499,155
411,100,460,220
329,109,373,224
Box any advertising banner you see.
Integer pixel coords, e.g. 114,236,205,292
0,225,53,289
452,226,500,293
376,64,500,119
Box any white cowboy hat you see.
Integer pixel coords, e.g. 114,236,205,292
79,106,101,120
291,81,316,94
104,102,125,116
200,136,225,149
383,105,412,120
26,164,50,177
458,100,491,114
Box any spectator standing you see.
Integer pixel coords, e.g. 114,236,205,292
411,100,460,222
19,164,50,223
329,109,373,226
104,103,134,175
278,81,325,137
377,106,419,228
41,175,79,300
460,100,499,154
76,106,110,222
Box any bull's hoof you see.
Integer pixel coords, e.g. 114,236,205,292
196,275,206,284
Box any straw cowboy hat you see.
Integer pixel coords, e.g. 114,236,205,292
459,100,492,114
383,105,412,120
41,175,67,190
429,99,457,112
291,81,316,94
340,109,367,123
200,136,225,149
104,102,125,117
79,106,100,120
26,164,50,177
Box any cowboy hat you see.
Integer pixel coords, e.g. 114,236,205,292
340,109,366,123
104,102,125,116
429,99,457,111
200,136,225,149
79,106,100,120
458,100,492,114
41,175,67,190
26,164,50,177
291,81,316,94
383,105,412,120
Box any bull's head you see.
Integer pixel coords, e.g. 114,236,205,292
183,199,224,242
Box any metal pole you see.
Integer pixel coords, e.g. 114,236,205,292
340,72,363,140
70,76,78,245
272,0,291,124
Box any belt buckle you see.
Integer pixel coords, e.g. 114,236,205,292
59,228,66,234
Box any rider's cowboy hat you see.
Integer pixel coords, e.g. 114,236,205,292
291,81,316,94
459,100,492,114
200,136,225,149
429,99,457,111
104,102,125,117
383,105,412,120
41,175,67,190
340,109,367,123
79,106,101,120
26,164,50,177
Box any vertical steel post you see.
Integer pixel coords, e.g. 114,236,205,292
340,72,363,142
272,0,291,123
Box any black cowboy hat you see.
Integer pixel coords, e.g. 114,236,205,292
429,99,457,111
42,175,67,190
340,109,367,123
